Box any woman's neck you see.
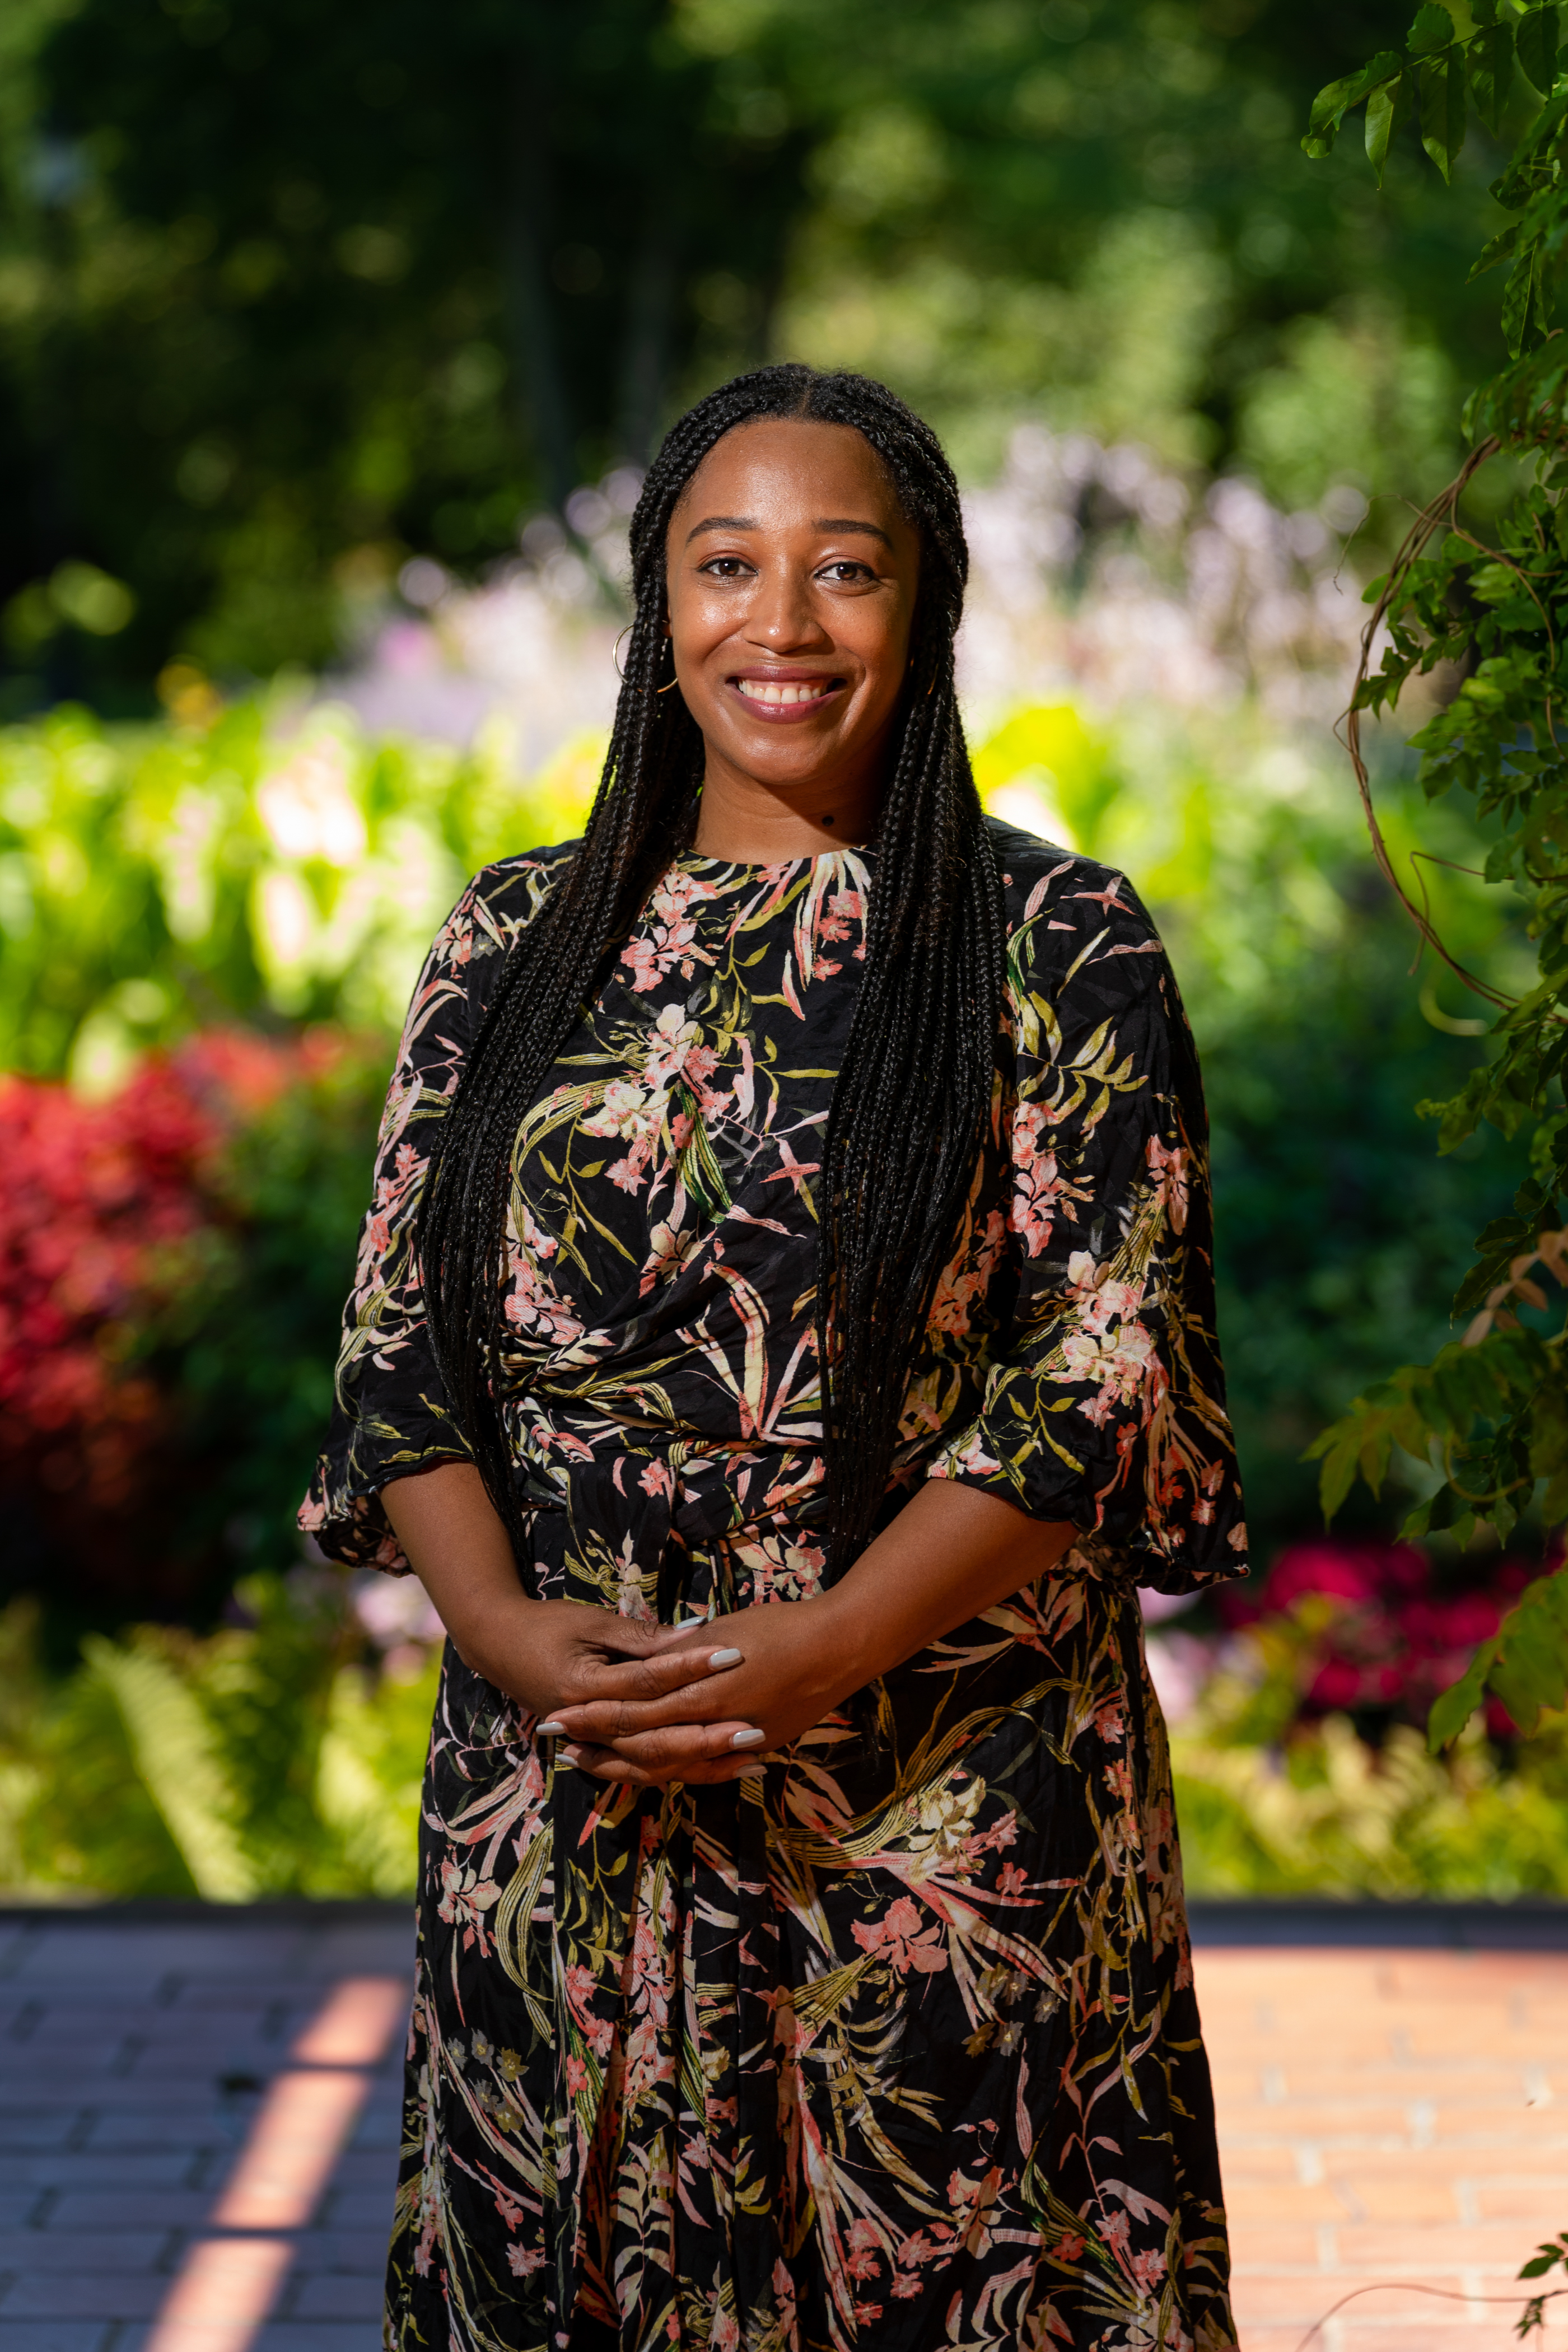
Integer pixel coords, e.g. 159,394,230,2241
689,746,883,863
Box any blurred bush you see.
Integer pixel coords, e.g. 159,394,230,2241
0,1572,442,1899
1173,1711,1568,1900
0,687,1533,1627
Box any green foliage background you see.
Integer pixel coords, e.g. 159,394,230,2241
0,0,1523,703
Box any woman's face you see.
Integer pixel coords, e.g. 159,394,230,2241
664,418,921,831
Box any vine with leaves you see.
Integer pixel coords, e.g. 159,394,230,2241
1298,2,1568,1796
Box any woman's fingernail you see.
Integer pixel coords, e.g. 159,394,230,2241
729,1727,767,1749
536,1721,566,1736
708,1648,744,1670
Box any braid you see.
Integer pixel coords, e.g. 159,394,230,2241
417,363,1005,1574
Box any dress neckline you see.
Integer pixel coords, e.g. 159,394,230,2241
675,843,875,878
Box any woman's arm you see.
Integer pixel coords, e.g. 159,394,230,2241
542,1480,1077,1785
380,1460,758,1761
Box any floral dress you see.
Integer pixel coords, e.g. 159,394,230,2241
302,819,1247,2352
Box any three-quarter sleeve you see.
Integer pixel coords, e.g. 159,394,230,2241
927,851,1247,1593
297,872,491,1571
301,844,576,1566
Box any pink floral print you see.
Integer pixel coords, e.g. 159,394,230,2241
304,822,1243,2351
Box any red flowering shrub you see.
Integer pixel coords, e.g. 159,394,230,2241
1218,1538,1541,1739
0,1030,360,1612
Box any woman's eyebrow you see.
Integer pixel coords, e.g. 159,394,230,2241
683,515,894,548
684,515,757,543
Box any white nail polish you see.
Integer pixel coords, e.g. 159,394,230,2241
536,1720,566,1735
729,1727,766,1749
708,1648,743,1670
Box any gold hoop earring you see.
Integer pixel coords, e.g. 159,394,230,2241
612,625,633,682
655,674,681,693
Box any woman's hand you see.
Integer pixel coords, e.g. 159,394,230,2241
380,1460,761,1776
469,1593,762,1777
546,1481,1079,1788
540,1592,867,1788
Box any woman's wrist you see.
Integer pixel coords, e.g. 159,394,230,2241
443,1584,539,1687
810,1579,903,1704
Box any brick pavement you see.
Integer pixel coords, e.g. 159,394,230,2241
0,1905,410,2352
3,1903,1567,2349
1197,1930,1568,2351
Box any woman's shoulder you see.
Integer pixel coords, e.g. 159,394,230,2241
984,816,1165,984
447,836,581,956
466,837,581,916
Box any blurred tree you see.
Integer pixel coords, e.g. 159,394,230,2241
0,0,1521,699
0,0,806,695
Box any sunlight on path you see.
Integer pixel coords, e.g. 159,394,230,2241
3,1908,1567,2348
1197,1944,1568,2350
148,1977,406,2350
0,1907,411,2351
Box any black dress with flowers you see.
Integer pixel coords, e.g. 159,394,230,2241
303,819,1246,2352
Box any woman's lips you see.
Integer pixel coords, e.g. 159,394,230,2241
729,675,844,723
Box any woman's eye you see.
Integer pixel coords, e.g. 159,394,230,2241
820,562,871,584
700,557,751,579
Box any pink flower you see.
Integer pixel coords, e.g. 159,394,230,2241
851,1896,947,1976
437,1858,501,1950
1146,1134,1190,1230
997,1863,1029,1898
507,2245,545,2276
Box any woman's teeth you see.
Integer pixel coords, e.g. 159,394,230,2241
737,679,833,704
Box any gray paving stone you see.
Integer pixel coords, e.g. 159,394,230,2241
0,2154,202,2192
0,2233,171,2274
283,2272,384,2321
0,2107,87,2150
314,2191,398,2231
252,2329,381,2351
3,1926,296,1989
43,2192,222,2234
290,2232,387,2275
0,2272,167,2319
0,2152,200,2192
0,2326,110,2352
0,2040,134,2074
115,2331,380,2352
81,2107,237,2152
323,2150,398,2192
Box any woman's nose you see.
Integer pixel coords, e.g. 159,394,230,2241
746,565,832,650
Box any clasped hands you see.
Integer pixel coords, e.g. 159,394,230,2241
479,1593,869,1788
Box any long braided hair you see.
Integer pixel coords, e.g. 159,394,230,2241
418,363,1005,1578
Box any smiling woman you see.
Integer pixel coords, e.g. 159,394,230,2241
301,366,1246,2352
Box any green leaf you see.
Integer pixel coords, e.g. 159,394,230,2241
1366,72,1408,183
1427,1641,1496,1752
1303,52,1403,157
1467,18,1515,129
1516,2,1563,95
1408,2,1456,54
1429,1571,1568,1751
1470,217,1524,281
1502,238,1545,357
1418,45,1468,180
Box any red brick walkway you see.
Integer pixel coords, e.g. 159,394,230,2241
1200,1944,1568,2350
3,1907,1566,2348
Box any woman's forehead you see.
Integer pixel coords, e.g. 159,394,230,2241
675,418,900,511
